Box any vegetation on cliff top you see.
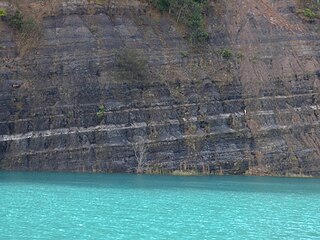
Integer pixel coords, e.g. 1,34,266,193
1,9,41,56
149,0,209,43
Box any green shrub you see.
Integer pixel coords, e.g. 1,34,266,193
220,48,232,59
0,8,7,17
114,48,149,82
4,10,41,55
303,8,316,18
9,11,23,29
96,104,105,119
150,0,209,43
8,11,40,34
180,51,189,58
152,0,170,12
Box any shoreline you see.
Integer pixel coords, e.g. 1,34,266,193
0,169,318,178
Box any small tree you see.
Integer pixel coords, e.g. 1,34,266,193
132,137,148,174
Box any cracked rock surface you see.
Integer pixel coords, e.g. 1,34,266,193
0,0,319,175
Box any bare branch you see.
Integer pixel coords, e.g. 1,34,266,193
132,137,148,174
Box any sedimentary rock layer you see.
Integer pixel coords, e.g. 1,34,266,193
0,0,319,175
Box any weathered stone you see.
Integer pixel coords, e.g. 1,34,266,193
0,0,319,176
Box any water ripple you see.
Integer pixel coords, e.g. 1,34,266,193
0,173,320,239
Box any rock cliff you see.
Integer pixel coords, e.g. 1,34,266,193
0,0,319,176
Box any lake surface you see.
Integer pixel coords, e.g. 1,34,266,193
0,172,319,239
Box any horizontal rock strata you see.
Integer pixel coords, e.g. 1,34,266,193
0,0,319,175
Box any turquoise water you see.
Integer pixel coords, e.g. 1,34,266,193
0,173,319,240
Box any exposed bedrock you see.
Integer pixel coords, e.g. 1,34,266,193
0,0,319,175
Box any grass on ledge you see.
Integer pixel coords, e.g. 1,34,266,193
171,170,200,176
